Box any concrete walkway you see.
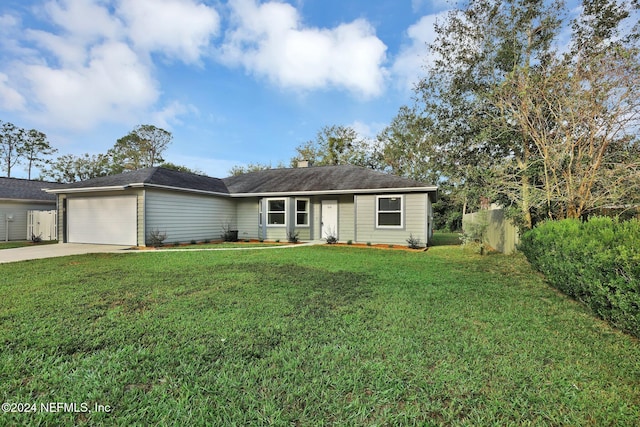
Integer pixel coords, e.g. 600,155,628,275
0,243,132,264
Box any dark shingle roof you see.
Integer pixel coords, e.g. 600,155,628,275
223,165,435,194
0,177,63,201
53,167,229,194
49,165,437,197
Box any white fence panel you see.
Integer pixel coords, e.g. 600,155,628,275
27,210,57,241
463,208,520,254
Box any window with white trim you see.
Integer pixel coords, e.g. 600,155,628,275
376,195,403,228
295,199,309,226
258,199,263,226
267,198,286,226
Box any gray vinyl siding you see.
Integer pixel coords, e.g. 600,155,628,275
311,197,321,240
145,190,235,244
0,201,56,241
265,225,287,241
56,194,65,242
355,193,427,245
137,191,145,246
337,195,355,242
236,198,260,240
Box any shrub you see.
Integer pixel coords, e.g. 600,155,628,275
347,240,353,245
406,233,422,249
460,210,489,254
148,229,168,247
520,217,640,338
221,222,238,242
287,231,299,243
190,240,197,245
324,227,338,244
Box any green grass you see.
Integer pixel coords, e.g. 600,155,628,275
1,246,639,425
0,240,57,250
430,232,461,246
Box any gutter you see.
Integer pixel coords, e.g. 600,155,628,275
127,183,231,197
0,198,56,203
228,186,439,198
44,185,127,194
44,183,438,200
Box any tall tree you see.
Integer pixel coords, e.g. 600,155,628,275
228,162,284,176
375,105,437,183
19,129,58,180
0,121,24,178
413,0,639,228
159,162,204,175
494,0,640,220
41,153,112,183
111,125,172,172
291,125,376,168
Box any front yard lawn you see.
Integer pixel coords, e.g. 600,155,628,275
0,246,638,425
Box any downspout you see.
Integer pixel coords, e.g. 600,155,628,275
142,189,146,247
353,195,358,243
260,198,267,241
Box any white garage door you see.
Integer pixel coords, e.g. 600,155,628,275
68,196,137,245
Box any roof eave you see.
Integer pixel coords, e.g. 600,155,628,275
0,197,56,203
229,186,438,198
129,183,230,197
45,185,128,194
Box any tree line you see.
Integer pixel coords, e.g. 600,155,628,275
4,0,638,231
234,0,640,231
0,123,198,183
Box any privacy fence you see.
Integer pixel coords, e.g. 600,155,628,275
462,208,520,254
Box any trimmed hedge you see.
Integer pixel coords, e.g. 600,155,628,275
520,217,640,338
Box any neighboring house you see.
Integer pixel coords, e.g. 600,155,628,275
0,177,65,241
45,165,438,246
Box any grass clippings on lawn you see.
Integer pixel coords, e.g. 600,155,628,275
0,245,638,426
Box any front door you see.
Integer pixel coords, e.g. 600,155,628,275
321,200,338,239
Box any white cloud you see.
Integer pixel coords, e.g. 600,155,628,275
0,0,219,131
152,101,198,129
117,0,220,64
42,0,123,42
220,0,388,97
0,73,26,110
392,12,448,91
24,41,158,129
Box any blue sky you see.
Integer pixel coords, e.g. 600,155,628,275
0,0,455,179
5,0,619,180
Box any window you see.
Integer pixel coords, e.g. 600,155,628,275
267,198,286,226
376,195,403,228
258,199,263,226
296,199,309,226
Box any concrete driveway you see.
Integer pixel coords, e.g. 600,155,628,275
0,243,132,264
